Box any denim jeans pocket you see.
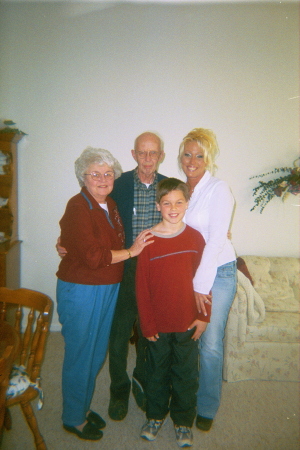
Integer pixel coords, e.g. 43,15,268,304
216,260,236,278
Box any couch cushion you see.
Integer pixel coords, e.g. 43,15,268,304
255,279,299,313
269,257,299,286
241,256,299,313
269,257,300,303
246,311,299,343
241,256,273,286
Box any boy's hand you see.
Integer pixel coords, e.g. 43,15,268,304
194,292,212,316
188,320,208,340
56,237,67,258
146,334,159,342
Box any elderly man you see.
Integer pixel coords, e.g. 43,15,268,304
108,132,166,420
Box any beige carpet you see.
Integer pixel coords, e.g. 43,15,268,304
1,332,299,450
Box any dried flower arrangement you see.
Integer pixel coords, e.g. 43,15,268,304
250,158,300,213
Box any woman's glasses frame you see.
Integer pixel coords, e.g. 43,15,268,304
84,171,115,181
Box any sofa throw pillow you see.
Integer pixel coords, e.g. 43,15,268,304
242,256,273,287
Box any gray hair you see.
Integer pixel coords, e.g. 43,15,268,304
75,146,123,187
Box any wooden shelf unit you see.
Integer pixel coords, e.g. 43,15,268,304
0,132,23,288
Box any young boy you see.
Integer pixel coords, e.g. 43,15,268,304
136,178,210,448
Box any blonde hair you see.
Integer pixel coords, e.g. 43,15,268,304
178,128,219,175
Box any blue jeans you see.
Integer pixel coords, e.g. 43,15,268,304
197,260,237,419
57,279,119,426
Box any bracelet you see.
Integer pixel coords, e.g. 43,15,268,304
127,250,132,259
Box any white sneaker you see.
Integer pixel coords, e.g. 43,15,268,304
140,419,165,441
174,425,193,447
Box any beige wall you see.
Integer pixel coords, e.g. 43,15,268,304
0,1,298,330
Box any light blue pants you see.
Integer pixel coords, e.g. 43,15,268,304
56,279,120,426
197,260,237,419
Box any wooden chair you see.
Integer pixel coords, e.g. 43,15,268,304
0,321,20,445
0,287,52,450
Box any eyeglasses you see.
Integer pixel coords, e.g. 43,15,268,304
84,171,114,181
135,151,161,159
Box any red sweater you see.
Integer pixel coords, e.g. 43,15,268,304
136,224,209,338
56,187,125,285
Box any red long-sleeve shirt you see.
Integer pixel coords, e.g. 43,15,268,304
136,224,209,338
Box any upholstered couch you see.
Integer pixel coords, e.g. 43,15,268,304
223,256,299,382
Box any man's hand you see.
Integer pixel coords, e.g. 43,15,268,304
56,237,67,258
194,292,212,316
188,320,208,340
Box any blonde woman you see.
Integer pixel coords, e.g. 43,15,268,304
178,128,237,432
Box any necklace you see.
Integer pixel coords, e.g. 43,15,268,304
189,185,195,195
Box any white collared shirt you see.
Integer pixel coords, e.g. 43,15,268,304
184,171,236,294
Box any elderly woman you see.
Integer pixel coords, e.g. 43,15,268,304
56,147,152,441
178,128,237,432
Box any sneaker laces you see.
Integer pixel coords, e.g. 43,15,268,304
149,419,164,429
176,426,189,433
